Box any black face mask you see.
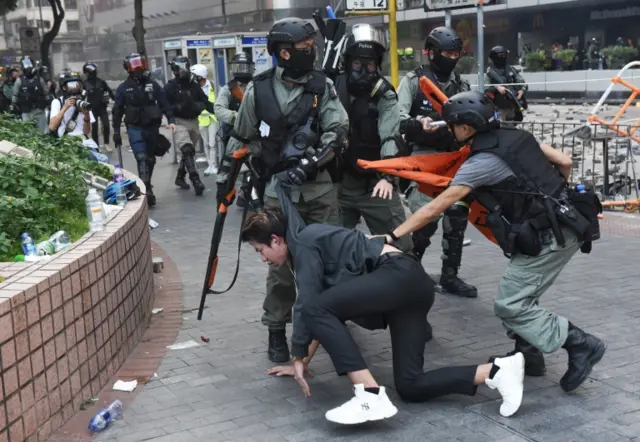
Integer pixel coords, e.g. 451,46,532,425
347,65,379,97
280,46,316,79
430,51,459,80
234,73,252,84
87,71,97,80
492,56,506,69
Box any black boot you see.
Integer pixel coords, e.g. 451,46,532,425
268,329,290,363
190,173,205,196
175,162,190,190
560,323,606,393
440,207,477,298
489,335,546,377
439,271,478,298
146,185,156,207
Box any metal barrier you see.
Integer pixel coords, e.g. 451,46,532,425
508,121,639,210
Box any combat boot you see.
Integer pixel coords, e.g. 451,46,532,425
489,335,546,377
175,174,190,190
560,323,606,392
268,329,290,363
190,174,205,196
439,271,478,298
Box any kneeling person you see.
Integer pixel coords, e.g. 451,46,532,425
240,181,525,424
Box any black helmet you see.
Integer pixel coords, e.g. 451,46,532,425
489,45,508,68
442,91,497,132
38,65,51,82
83,62,98,75
425,26,462,52
21,55,35,77
344,24,386,61
123,53,148,77
229,52,254,83
170,55,191,80
267,17,316,56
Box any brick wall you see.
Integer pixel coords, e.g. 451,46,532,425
0,198,154,441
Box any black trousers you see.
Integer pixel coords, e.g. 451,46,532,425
91,106,110,146
302,253,478,403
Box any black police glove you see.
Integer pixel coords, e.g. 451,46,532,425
285,157,316,187
113,133,122,147
399,118,423,138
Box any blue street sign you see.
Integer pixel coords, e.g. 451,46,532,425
241,36,268,45
186,39,211,47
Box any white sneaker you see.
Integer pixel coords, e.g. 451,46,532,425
325,384,398,425
485,352,525,417
203,166,212,176
211,165,218,175
463,238,472,246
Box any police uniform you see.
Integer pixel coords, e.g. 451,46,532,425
112,54,174,207
439,91,606,391
12,75,49,133
485,46,528,122
334,24,412,253
82,63,115,148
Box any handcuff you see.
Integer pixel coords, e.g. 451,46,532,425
384,231,400,244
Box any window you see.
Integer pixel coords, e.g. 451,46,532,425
27,0,32,8
64,0,77,10
40,20,51,29
66,20,80,31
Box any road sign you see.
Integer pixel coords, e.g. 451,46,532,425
425,0,490,10
347,0,387,10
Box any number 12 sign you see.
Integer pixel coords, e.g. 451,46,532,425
347,0,387,10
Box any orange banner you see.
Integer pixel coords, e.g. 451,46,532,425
357,149,498,245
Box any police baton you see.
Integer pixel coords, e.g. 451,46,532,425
115,142,124,168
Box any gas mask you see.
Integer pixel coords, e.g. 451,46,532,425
347,57,379,97
279,46,316,79
429,50,459,80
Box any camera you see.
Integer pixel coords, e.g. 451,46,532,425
76,99,91,111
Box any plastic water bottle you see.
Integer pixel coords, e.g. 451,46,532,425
21,233,37,257
576,184,586,193
86,188,105,232
88,400,123,432
113,164,127,207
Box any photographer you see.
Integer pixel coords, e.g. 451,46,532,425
48,72,103,160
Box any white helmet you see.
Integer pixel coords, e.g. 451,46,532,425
190,64,208,79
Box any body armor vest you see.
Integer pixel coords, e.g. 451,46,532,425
17,76,44,111
166,79,206,120
122,78,163,127
253,68,325,172
472,127,567,256
83,78,109,108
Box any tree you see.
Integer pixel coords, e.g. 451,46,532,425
40,0,65,68
133,0,146,55
0,0,18,16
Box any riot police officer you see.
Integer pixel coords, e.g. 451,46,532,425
397,26,477,299
334,24,413,254
112,53,175,207
485,46,528,122
165,56,212,195
1,67,19,112
214,51,255,207
217,17,348,363
387,91,606,391
11,56,49,133
82,62,115,151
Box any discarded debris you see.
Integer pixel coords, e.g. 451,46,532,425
151,308,164,315
80,397,99,411
152,257,164,273
149,219,159,229
201,335,210,343
167,340,201,350
113,379,138,392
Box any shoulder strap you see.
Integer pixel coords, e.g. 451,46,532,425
370,77,396,103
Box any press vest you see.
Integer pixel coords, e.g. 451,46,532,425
198,82,217,127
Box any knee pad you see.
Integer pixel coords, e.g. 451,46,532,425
181,143,196,157
443,203,469,234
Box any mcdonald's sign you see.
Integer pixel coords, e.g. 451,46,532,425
532,13,545,29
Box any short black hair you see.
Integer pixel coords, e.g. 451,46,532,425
240,208,287,245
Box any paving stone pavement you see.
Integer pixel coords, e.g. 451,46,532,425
92,129,640,442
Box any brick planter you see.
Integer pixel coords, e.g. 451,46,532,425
0,193,154,441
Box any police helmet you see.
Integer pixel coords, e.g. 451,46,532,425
123,53,148,75
229,52,255,83
170,55,191,80
344,24,386,62
267,17,317,56
424,27,463,52
21,56,35,77
59,71,83,93
83,62,98,75
489,45,508,66
442,91,497,132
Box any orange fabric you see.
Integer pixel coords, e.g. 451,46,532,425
357,149,498,245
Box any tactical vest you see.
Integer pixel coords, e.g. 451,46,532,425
487,66,518,85
83,78,108,108
17,76,44,112
122,78,163,127
167,79,206,120
471,127,567,257
220,82,243,145
335,72,395,173
253,68,325,172
409,66,465,119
